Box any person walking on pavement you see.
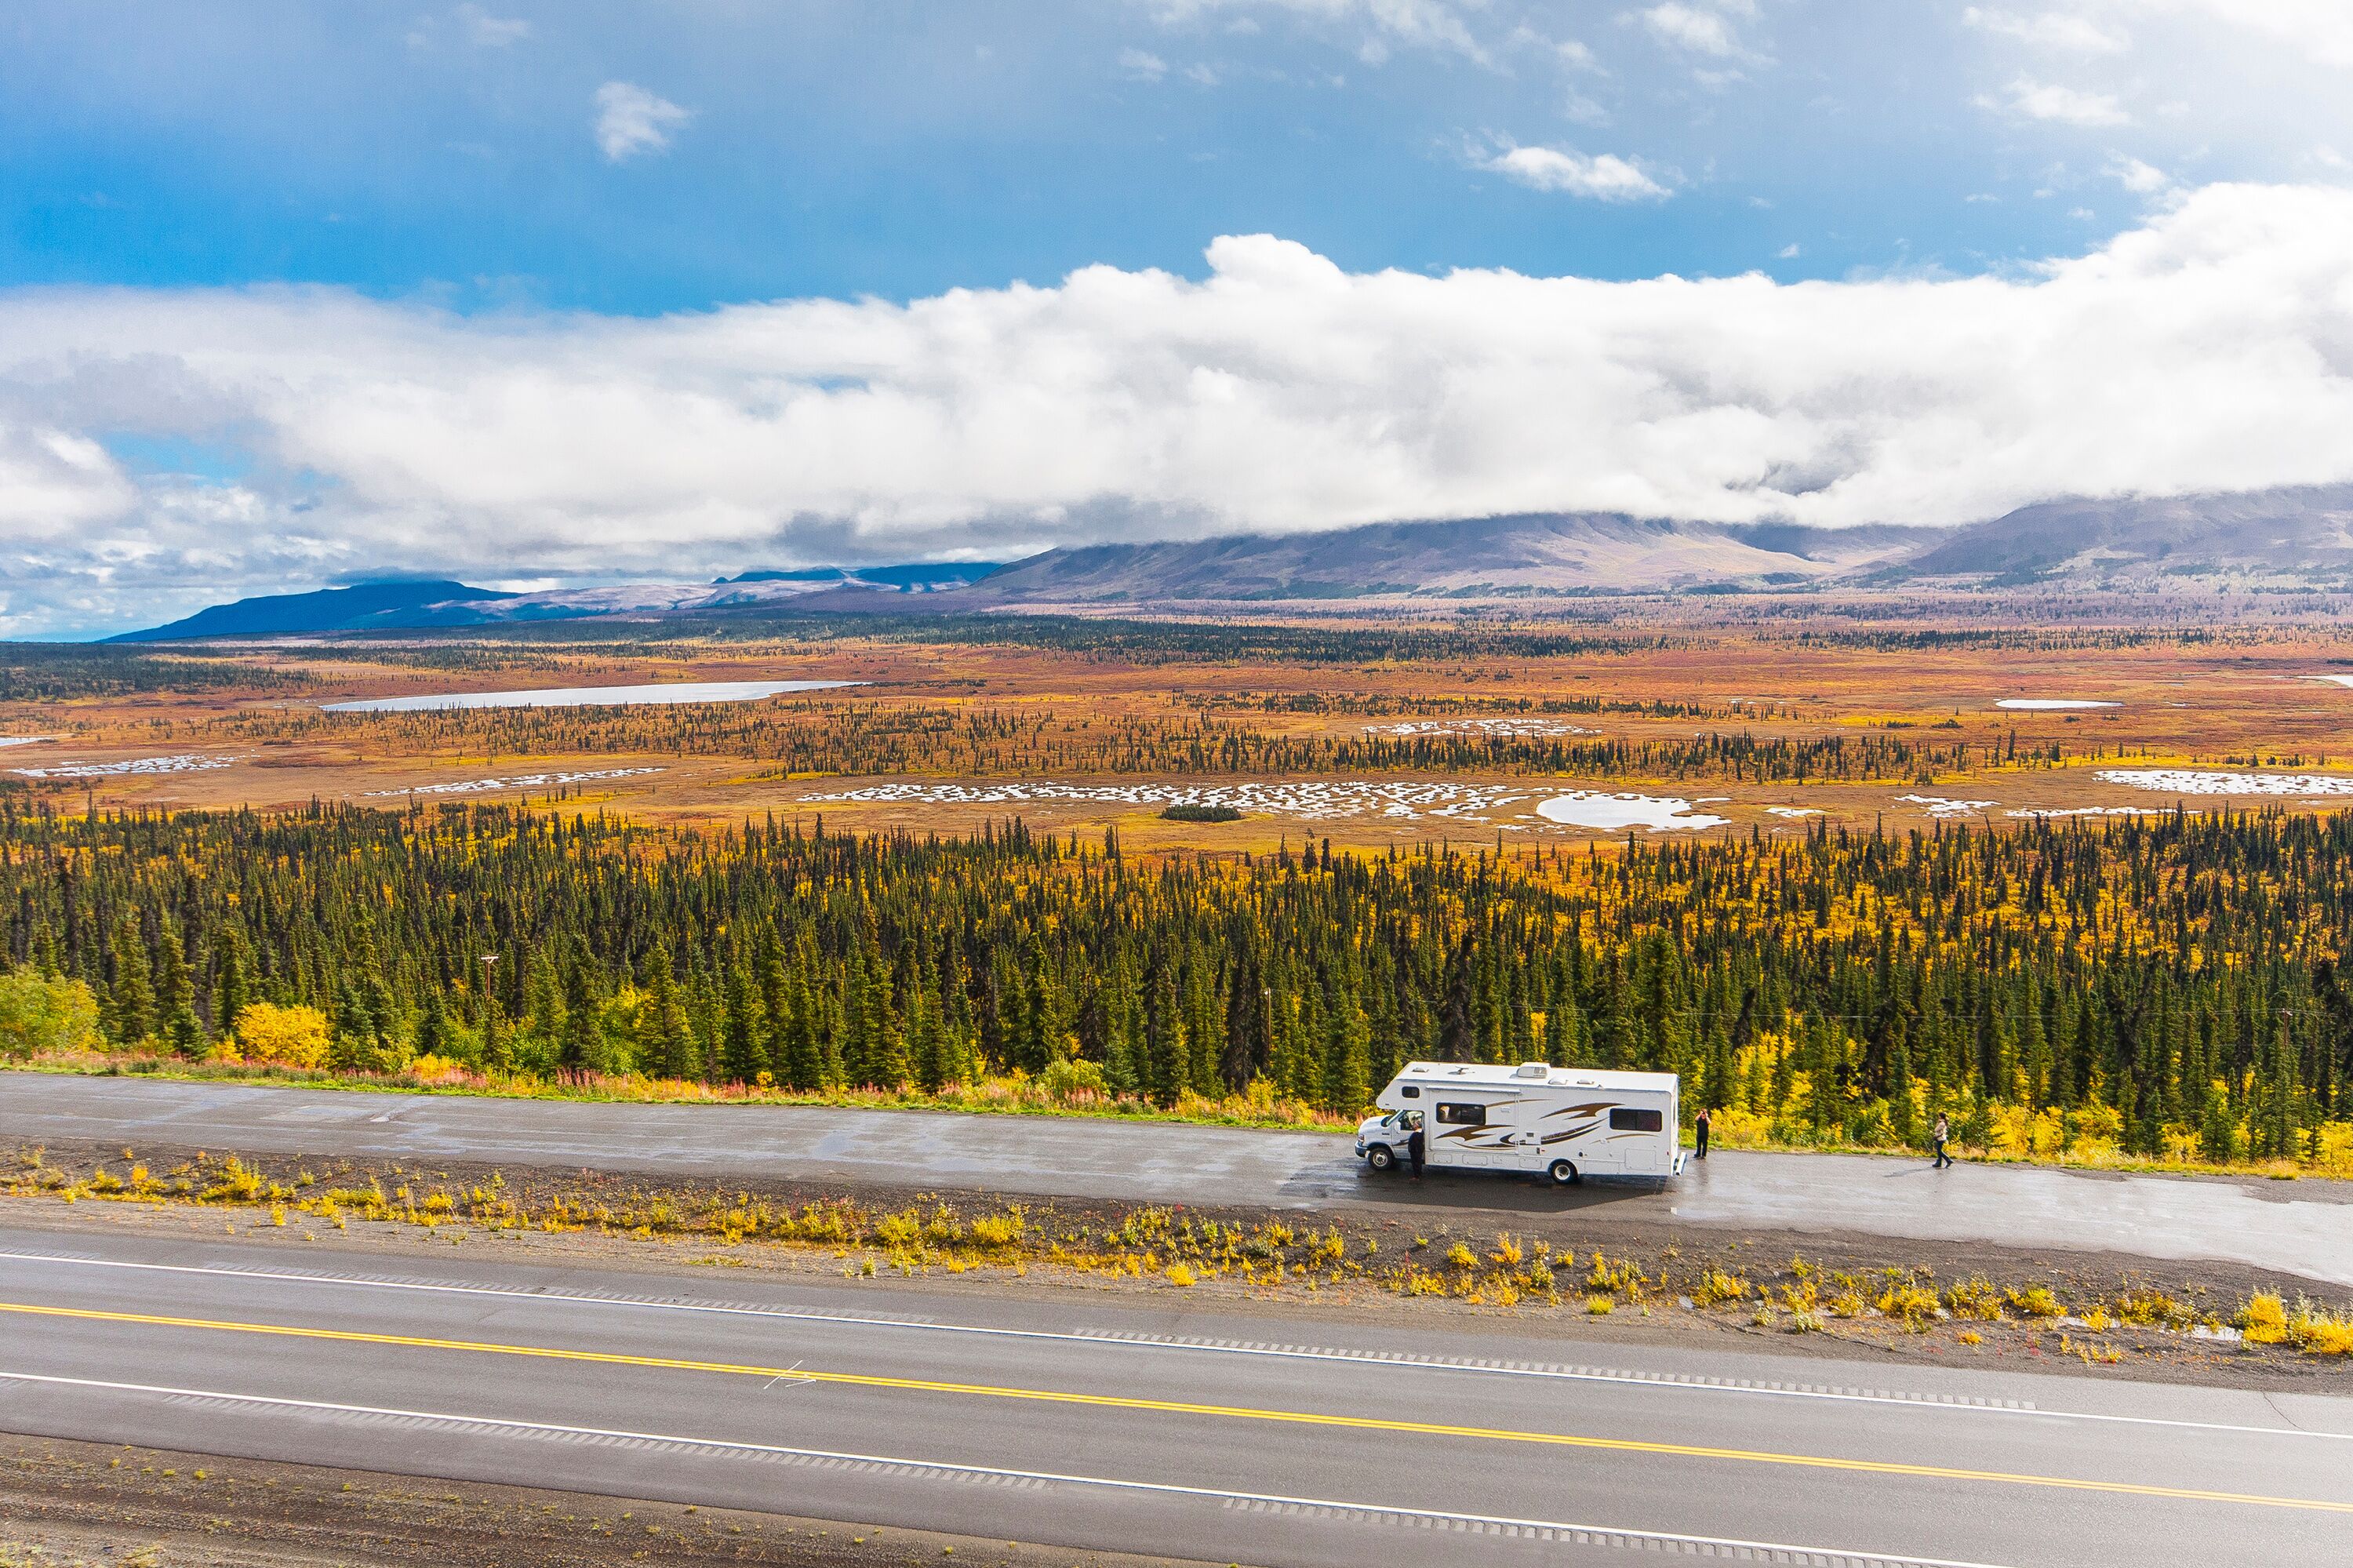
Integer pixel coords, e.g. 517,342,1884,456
1406,1110,1426,1178
1932,1111,1953,1169
1693,1105,1711,1160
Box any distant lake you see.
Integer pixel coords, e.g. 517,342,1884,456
321,679,864,713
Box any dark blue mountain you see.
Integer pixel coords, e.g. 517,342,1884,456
106,580,516,642
718,562,1004,591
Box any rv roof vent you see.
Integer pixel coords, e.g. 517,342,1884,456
1573,1077,1600,1088
1515,1061,1550,1079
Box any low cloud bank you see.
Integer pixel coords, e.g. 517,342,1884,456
5,181,2353,635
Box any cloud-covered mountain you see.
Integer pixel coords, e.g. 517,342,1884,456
16,184,2353,639
969,514,1934,601
100,486,2353,642
1902,486,2353,584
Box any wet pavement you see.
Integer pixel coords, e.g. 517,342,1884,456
4,1071,2349,1286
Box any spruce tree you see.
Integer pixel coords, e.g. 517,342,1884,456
721,952,762,1086
154,917,205,1058
107,915,154,1047
638,947,697,1082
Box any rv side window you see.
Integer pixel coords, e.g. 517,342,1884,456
1399,1086,1420,1099
1609,1108,1664,1133
1435,1103,1487,1126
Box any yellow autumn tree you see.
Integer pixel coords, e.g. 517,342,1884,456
0,966,102,1060
231,1001,333,1069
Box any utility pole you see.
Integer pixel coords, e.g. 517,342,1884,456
480,953,504,1073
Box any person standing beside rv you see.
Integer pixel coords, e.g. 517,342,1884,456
1406,1110,1426,1177
1693,1105,1711,1159
1932,1112,1952,1169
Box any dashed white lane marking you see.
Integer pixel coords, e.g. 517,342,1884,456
2,1248,2342,1443
0,1370,2024,1568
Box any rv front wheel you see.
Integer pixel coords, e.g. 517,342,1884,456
1547,1159,1580,1186
1366,1144,1396,1172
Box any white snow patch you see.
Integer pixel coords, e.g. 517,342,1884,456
9,754,236,779
1995,698,2119,711
1534,791,1728,833
1363,718,1598,737
1764,806,1823,819
2006,806,2153,819
0,737,53,748
1899,794,1997,818
322,679,862,713
2097,769,2353,797
800,778,1533,823
362,767,667,798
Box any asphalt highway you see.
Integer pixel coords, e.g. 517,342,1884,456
6,1072,2352,1285
1,1226,2349,1567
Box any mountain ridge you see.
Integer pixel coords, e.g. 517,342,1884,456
99,486,2353,642
104,580,519,643
965,513,1935,602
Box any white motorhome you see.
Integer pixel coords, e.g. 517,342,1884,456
1355,1061,1685,1184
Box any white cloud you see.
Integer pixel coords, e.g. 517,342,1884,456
1638,2,1759,60
593,82,690,162
9,184,2353,635
0,424,136,542
1472,142,1671,201
1118,46,1170,79
1777,242,1800,257
453,5,530,47
1963,8,2129,53
1980,76,2130,126
1147,1,1493,67
2109,153,2169,191
2115,0,2353,69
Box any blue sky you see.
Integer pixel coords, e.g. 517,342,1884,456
10,1,2343,309
5,1,2353,636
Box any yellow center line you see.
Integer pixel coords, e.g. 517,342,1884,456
5,1299,2345,1514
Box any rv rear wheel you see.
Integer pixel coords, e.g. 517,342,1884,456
1547,1159,1580,1186
1366,1144,1396,1172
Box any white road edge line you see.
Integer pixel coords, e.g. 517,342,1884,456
1,1247,2340,1444
0,1369,2021,1568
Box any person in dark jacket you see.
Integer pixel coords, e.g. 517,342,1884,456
1405,1111,1426,1178
1693,1105,1711,1159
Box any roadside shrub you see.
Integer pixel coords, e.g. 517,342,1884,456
0,966,102,1060
2240,1293,2290,1345
2115,1287,2191,1329
1943,1278,2004,1321
1690,1268,1749,1307
1585,1253,1645,1296
231,1002,333,1069
1877,1278,1940,1330
2287,1300,2353,1355
1038,1057,1109,1104
969,1211,1025,1250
